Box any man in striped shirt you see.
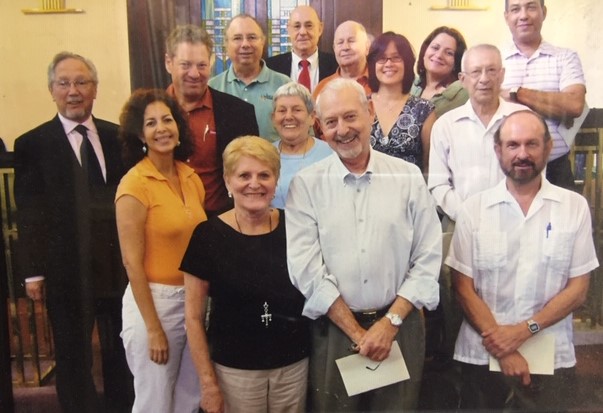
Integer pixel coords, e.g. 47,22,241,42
501,0,586,190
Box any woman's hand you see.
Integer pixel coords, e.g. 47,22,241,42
200,384,224,413
147,327,169,364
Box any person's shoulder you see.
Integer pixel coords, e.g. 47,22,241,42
210,87,253,108
15,118,59,146
296,152,334,177
94,117,118,130
265,52,291,65
208,71,228,87
265,65,292,83
373,149,422,175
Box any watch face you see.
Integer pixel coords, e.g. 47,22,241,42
386,313,402,326
528,321,540,333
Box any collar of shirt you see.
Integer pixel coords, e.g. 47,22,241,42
483,177,562,210
452,97,517,124
503,39,554,59
166,84,213,112
137,156,196,182
332,149,374,185
226,59,271,85
58,113,97,136
291,49,319,76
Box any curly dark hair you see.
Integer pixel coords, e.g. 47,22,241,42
118,89,193,169
416,26,467,91
367,31,416,94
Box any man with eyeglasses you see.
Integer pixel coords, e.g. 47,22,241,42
501,0,586,190
209,14,291,142
164,25,259,217
429,44,529,224
265,5,338,92
427,46,529,389
14,51,133,412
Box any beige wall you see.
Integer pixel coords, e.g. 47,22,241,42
1,0,600,150
0,0,130,150
383,0,603,108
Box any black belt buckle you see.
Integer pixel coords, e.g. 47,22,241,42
353,308,385,325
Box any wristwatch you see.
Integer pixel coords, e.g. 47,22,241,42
527,319,540,334
509,86,520,102
384,312,403,327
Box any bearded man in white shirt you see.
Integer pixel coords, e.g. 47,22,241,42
447,110,598,411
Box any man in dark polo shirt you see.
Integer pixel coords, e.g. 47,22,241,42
165,25,259,216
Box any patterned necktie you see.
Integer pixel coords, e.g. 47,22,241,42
75,124,104,186
298,60,311,92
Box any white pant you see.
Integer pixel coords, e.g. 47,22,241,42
121,283,200,413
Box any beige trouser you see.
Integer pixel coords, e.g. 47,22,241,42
214,357,308,413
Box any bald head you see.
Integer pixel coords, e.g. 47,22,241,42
333,21,370,72
287,5,324,58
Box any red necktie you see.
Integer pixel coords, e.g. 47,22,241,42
298,60,311,92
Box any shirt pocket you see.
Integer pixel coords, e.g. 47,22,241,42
474,231,507,271
542,231,574,275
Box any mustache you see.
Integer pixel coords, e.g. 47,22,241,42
512,160,535,168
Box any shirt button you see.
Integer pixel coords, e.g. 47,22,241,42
364,279,368,284
357,189,361,193
361,249,366,253
359,218,364,223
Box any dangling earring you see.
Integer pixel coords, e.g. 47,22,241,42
177,140,181,146
228,191,232,198
142,143,147,154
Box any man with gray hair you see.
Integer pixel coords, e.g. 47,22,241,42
165,24,258,217
14,51,132,412
286,78,441,411
427,45,528,381
312,20,372,98
429,44,529,223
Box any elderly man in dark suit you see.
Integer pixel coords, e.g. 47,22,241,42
266,5,338,93
14,52,132,413
165,25,259,216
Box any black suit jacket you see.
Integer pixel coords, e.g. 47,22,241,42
14,115,125,300
265,51,338,83
211,87,259,156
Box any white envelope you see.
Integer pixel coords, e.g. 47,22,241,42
489,333,555,375
335,341,410,397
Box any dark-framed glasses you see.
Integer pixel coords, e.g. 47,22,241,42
376,56,403,64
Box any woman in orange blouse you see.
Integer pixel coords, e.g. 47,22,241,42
116,89,207,413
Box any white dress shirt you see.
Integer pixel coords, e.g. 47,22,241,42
428,98,528,221
290,49,319,92
58,113,107,181
446,178,599,368
286,150,442,319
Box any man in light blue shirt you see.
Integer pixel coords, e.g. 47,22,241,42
286,78,441,411
209,14,291,142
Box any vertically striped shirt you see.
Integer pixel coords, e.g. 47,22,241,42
502,41,585,160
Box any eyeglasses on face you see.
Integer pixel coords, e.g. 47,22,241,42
54,79,95,90
376,56,403,65
463,67,501,80
228,34,262,44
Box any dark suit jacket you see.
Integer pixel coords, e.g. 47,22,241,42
265,51,338,83
14,115,125,300
211,87,259,156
